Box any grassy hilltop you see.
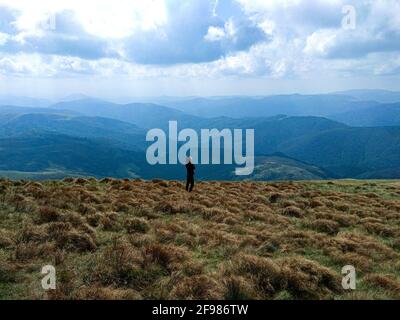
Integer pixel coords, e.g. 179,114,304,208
0,178,399,300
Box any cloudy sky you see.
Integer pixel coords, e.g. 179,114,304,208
0,0,400,98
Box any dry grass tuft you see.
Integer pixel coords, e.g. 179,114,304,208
57,230,96,252
171,275,223,299
279,257,342,299
0,229,14,248
305,219,340,235
0,254,17,283
125,218,150,234
36,206,62,224
76,287,141,300
223,275,259,300
364,274,400,298
143,243,189,272
281,206,304,218
230,254,287,297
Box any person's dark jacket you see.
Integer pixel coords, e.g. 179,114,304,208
186,163,195,177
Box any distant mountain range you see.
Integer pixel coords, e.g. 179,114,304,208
331,102,400,127
50,99,200,129
0,95,53,108
333,89,400,104
0,89,400,180
156,94,373,118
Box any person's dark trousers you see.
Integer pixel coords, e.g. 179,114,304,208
186,176,194,192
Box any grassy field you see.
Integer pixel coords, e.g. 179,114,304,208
0,178,399,300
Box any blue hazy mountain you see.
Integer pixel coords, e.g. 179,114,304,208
0,131,331,181
6,93,399,127
0,133,144,178
0,105,79,117
278,126,400,178
150,94,377,118
0,113,146,150
1,93,400,180
0,113,399,180
50,98,200,129
124,93,400,127
334,90,400,104
331,103,400,127
0,95,52,108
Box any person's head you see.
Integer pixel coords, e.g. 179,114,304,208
186,156,193,164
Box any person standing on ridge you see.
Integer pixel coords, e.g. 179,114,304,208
185,156,195,192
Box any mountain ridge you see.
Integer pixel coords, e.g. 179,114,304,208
1,92,400,180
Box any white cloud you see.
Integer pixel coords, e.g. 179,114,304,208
0,32,9,45
204,19,239,42
304,29,338,57
0,0,168,39
0,0,399,89
0,53,55,76
204,26,226,42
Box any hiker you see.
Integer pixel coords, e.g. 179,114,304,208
185,156,195,192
